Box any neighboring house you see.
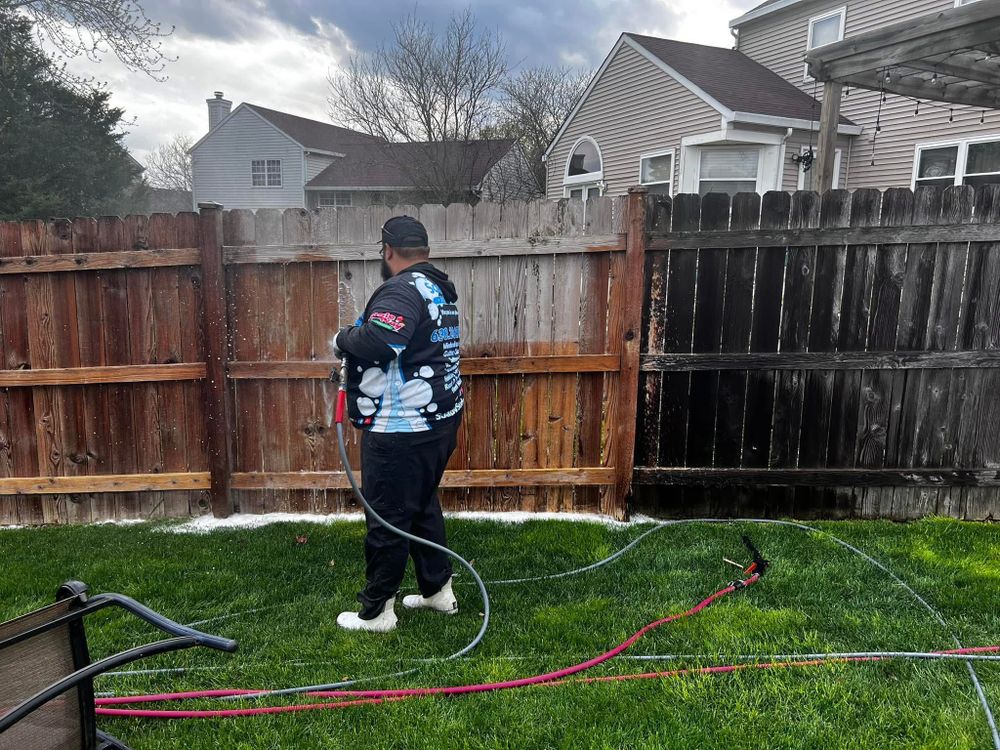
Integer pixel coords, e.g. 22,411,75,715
190,92,537,209
544,0,999,199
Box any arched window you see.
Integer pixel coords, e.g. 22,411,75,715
564,137,604,200
565,137,602,181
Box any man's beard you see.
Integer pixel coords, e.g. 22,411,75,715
380,259,393,281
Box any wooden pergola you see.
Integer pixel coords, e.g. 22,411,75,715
804,1,1000,192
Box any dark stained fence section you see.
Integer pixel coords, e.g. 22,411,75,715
635,186,1000,521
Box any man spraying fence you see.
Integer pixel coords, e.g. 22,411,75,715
332,216,465,633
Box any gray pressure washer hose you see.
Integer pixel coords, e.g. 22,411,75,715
238,359,492,701
105,510,999,746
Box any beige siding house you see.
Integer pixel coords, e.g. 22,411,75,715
546,1,999,198
733,0,1000,191
544,34,858,200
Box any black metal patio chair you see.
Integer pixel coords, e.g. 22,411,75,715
0,580,237,749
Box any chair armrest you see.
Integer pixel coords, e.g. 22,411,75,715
90,593,238,653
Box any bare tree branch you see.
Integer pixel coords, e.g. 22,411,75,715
497,66,593,191
327,8,529,205
0,0,174,90
143,133,193,191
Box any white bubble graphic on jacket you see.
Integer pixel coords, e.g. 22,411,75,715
399,379,433,409
410,273,446,323
360,368,387,398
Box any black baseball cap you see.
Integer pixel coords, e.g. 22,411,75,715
379,216,429,248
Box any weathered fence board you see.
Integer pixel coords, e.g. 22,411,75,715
636,186,1000,521
0,198,631,523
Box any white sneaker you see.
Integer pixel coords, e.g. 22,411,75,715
336,596,398,633
402,578,458,615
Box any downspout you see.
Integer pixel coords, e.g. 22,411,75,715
844,134,854,189
302,149,307,209
778,128,793,191
730,26,739,51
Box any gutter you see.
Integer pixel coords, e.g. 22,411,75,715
730,0,809,29
730,111,863,137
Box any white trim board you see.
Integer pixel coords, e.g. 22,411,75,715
732,111,862,136
730,0,812,28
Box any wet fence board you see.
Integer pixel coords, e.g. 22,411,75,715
635,187,1000,521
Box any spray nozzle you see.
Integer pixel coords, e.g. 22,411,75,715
739,534,770,578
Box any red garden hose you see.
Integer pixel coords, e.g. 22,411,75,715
95,573,759,718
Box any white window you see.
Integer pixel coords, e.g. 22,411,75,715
797,147,842,191
639,149,674,196
252,159,282,187
318,191,352,207
697,148,760,196
563,184,603,201
913,137,1000,189
805,7,846,80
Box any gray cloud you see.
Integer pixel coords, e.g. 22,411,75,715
64,0,763,160
265,0,680,69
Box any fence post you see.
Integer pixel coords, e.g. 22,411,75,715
609,187,648,519
198,202,235,517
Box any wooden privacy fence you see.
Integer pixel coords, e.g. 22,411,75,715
0,196,646,524
635,185,1000,521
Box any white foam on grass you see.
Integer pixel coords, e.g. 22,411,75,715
0,517,148,531
162,510,652,534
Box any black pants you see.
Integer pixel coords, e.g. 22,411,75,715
357,417,459,619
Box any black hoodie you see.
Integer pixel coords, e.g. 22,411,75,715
335,262,464,432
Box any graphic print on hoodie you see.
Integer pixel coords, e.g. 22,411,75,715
336,262,464,433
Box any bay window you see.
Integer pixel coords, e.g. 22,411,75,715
697,148,760,196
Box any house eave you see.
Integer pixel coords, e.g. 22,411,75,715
730,0,810,29
305,185,421,192
304,149,346,158
730,111,863,136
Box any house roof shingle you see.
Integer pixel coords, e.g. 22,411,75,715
624,33,854,126
244,103,381,152
306,139,516,190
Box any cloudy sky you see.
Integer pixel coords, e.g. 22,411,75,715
65,0,762,164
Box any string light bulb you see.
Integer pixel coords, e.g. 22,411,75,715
950,108,954,122
931,72,938,85
982,110,986,124
915,101,921,115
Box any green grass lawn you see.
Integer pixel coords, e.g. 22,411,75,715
2,516,999,749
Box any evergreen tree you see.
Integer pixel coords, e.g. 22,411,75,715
0,16,142,219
